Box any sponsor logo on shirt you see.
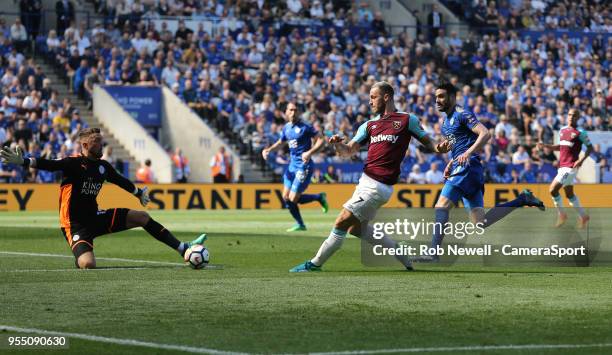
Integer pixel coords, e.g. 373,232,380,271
370,134,399,144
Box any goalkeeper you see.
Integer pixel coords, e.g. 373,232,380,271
0,128,206,269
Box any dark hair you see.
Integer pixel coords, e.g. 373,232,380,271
372,81,394,98
436,81,458,97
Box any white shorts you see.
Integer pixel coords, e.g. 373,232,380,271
343,174,393,222
554,167,577,186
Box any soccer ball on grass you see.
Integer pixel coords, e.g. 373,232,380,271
184,245,209,269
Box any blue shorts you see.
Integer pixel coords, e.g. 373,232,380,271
441,182,484,210
283,166,313,194
442,160,484,210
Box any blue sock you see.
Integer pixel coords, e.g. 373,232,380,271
298,194,321,204
286,201,305,227
432,208,450,248
483,196,525,228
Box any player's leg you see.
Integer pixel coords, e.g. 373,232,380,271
62,227,97,269
123,209,205,256
309,208,359,269
480,188,544,228
282,170,306,231
564,185,589,228
550,177,567,227
290,208,356,272
293,168,328,212
286,170,311,231
296,191,328,213
76,251,96,269
291,176,410,271
350,220,414,270
430,183,457,250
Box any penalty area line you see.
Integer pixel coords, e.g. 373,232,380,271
0,251,223,270
0,250,183,266
1,267,151,273
0,325,246,355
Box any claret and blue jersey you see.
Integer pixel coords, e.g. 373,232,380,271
281,120,319,193
440,106,485,209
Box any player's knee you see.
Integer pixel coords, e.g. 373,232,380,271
435,200,452,209
288,195,299,204
130,210,150,226
77,258,96,269
334,210,356,230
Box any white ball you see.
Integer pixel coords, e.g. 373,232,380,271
184,245,209,269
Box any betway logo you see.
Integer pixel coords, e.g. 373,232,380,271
370,134,399,144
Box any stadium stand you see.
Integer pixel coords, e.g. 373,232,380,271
1,0,610,183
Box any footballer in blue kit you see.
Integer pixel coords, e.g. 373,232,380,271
263,102,328,232
419,82,545,262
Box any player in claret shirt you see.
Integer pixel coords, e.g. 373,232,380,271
0,128,206,269
290,81,449,272
537,108,593,228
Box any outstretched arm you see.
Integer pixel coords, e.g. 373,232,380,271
1,146,72,172
416,134,452,153
262,138,286,161
105,162,150,206
536,142,560,151
329,135,361,157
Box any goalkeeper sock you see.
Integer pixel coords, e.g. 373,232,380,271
431,208,449,248
362,225,413,269
143,218,181,252
483,197,525,228
552,194,565,214
286,201,305,227
311,228,346,266
568,196,586,217
298,194,321,204
178,242,188,256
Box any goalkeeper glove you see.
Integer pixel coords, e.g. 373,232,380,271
135,187,150,207
0,146,25,165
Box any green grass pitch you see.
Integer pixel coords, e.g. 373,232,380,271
1,209,612,354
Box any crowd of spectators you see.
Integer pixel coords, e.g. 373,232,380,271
3,0,610,184
0,33,94,182
445,0,611,33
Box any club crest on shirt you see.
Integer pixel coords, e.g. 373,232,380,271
99,165,105,175
393,121,401,129
450,117,455,125
571,132,576,139
294,127,301,134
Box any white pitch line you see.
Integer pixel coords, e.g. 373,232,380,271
2,325,612,355
1,267,150,273
0,251,223,270
0,251,184,266
0,325,247,355
308,343,612,354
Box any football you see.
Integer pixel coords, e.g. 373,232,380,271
184,245,209,269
